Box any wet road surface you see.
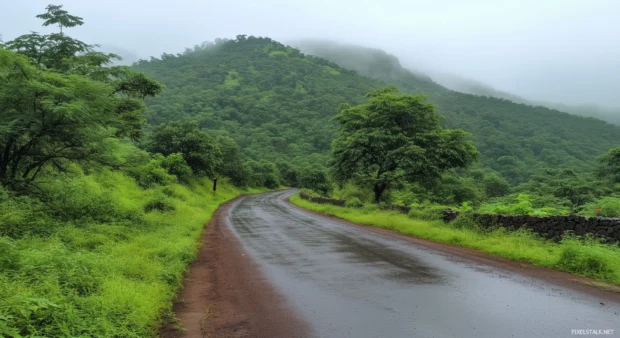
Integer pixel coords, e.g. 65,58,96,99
225,190,620,338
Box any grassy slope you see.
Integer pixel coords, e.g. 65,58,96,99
289,194,620,285
0,171,264,337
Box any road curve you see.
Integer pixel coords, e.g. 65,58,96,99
223,190,619,337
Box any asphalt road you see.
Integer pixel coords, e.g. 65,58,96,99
224,190,619,338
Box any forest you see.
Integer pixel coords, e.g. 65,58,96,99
134,35,620,217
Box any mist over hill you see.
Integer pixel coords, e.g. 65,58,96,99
293,39,620,125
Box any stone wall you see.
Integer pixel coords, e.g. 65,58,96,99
443,210,620,244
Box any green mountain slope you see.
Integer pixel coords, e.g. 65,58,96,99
134,36,620,183
133,36,382,167
293,40,620,182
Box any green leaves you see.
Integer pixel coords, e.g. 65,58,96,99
331,87,478,202
0,6,162,189
36,4,84,32
146,120,222,178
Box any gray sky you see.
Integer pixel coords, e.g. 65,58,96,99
2,0,619,108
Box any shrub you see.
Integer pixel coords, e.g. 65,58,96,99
555,236,617,280
345,197,364,208
144,194,175,213
0,189,56,238
127,155,176,188
581,196,620,217
0,238,19,270
407,203,446,220
161,153,193,183
450,213,480,231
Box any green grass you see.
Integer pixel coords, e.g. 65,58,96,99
290,194,620,285
0,170,265,337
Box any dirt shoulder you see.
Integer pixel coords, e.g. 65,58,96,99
285,196,620,304
160,196,310,338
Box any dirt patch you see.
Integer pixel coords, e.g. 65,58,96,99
160,196,310,338
286,196,620,304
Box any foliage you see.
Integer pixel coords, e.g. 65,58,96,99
294,40,620,185
215,135,248,186
596,146,620,183
244,159,280,188
146,120,222,178
478,194,568,216
132,36,381,167
407,203,446,220
345,197,364,208
0,7,267,337
0,171,264,337
331,87,478,202
0,8,162,189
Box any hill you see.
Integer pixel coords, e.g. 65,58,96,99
133,36,383,168
292,40,620,182
134,36,620,184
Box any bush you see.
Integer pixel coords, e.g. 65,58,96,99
407,203,446,220
128,156,176,188
0,193,55,238
450,214,480,231
0,238,19,270
144,194,176,213
345,197,364,208
555,236,617,280
581,196,620,217
161,153,193,183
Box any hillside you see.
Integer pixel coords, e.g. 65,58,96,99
133,36,382,168
134,36,620,183
293,40,620,182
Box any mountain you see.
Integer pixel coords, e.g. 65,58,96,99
133,36,620,184
133,36,382,168
292,40,620,182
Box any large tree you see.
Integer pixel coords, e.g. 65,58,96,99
0,5,162,188
331,87,478,202
146,120,222,178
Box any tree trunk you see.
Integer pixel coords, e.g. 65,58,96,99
374,183,387,203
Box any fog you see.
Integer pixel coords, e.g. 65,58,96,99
2,0,619,109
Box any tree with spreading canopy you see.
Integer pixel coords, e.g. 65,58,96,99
0,5,162,189
146,120,222,178
330,87,479,203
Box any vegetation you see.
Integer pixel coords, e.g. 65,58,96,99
331,87,477,202
0,6,266,337
290,194,620,285
132,35,620,217
294,40,620,183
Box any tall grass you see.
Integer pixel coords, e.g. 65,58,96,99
290,194,620,285
0,170,264,337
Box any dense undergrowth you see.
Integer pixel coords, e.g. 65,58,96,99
290,194,620,285
0,170,263,337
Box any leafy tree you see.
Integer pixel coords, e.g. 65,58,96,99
146,120,222,177
483,173,511,198
331,87,478,202
215,135,247,186
244,159,280,188
597,146,620,183
276,161,298,187
0,6,162,189
298,167,331,195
